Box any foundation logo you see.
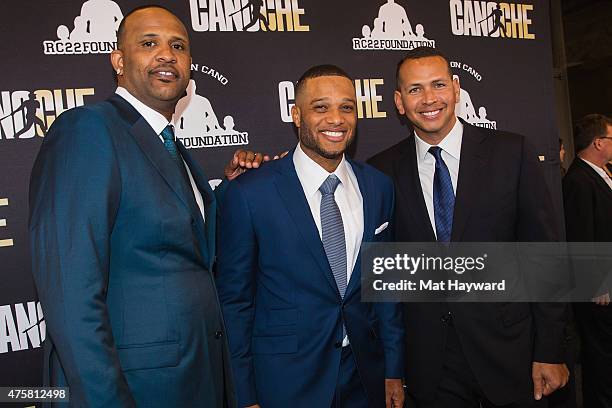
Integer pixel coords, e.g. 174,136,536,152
173,75,249,149
449,1,535,40
190,0,309,32
353,0,436,51
0,88,95,140
0,301,45,354
451,62,497,129
43,0,123,55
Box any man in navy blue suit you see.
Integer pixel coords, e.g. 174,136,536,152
29,5,264,407
216,65,405,408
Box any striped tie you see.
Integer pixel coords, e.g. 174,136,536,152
429,146,455,242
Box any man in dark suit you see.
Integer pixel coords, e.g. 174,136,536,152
368,47,569,407
29,6,264,407
563,114,612,408
216,65,405,408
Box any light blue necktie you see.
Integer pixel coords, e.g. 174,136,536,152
320,175,348,341
429,146,455,242
320,174,347,299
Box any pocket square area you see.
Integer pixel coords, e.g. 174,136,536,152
375,222,389,235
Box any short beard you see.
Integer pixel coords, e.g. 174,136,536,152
299,119,350,160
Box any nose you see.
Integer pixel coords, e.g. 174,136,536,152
326,107,345,125
155,43,177,63
422,86,437,105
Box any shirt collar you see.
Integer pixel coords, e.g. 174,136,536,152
115,87,170,136
414,117,463,162
581,158,612,182
293,142,350,198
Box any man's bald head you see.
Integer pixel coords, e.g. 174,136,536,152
116,5,185,49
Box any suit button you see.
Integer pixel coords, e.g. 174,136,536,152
441,312,452,324
215,330,223,339
334,341,342,349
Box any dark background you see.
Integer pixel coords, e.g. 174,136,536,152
1,0,608,406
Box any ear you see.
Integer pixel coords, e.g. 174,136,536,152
394,90,406,115
593,138,604,150
291,105,301,128
110,49,124,76
452,76,460,100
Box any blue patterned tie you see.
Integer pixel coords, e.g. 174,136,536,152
320,175,347,340
429,146,455,242
161,125,182,166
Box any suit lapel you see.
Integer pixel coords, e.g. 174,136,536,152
108,95,211,266
394,135,436,241
451,124,489,241
274,151,341,297
177,142,215,268
345,159,370,298
576,159,612,201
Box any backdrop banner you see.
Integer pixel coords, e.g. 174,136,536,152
0,0,561,401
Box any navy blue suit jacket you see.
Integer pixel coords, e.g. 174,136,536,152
29,94,234,407
216,150,405,408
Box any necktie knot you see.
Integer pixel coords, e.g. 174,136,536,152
161,125,175,143
319,174,341,196
428,146,443,161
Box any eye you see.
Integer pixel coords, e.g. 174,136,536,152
172,42,185,50
142,40,156,47
341,105,355,112
434,82,446,88
314,104,327,112
408,87,420,95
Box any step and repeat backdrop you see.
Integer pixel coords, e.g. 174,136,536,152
0,0,560,399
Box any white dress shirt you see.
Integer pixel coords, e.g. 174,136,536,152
116,87,206,222
414,117,463,238
581,158,612,190
293,143,364,346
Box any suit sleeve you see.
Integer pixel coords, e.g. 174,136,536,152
29,108,135,407
516,136,567,363
373,177,406,378
216,179,259,407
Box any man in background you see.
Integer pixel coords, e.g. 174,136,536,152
563,114,612,408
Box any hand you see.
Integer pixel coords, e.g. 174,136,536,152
385,378,404,408
224,149,270,180
592,292,610,306
532,362,569,400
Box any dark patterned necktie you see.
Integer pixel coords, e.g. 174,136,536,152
429,146,455,242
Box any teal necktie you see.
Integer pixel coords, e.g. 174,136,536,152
161,125,182,166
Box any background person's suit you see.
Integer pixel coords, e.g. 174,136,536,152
368,122,567,406
29,94,234,407
563,158,612,408
216,151,404,408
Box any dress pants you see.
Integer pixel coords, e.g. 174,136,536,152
331,346,369,408
575,302,612,408
413,320,546,408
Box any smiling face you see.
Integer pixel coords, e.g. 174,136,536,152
111,7,191,119
291,75,357,172
395,56,460,144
